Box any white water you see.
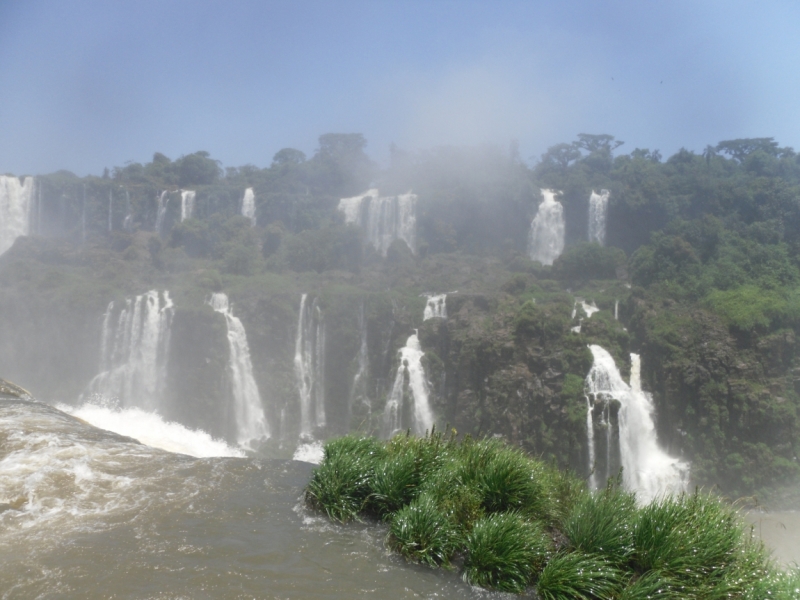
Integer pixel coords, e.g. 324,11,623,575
209,292,269,446
384,332,434,436
59,401,243,458
615,300,619,320
241,187,256,226
581,300,600,318
292,441,324,464
85,290,174,411
0,175,34,255
180,190,196,221
294,294,326,440
588,189,610,245
423,294,447,320
527,189,564,266
154,190,168,234
338,189,417,255
585,345,689,503
349,303,371,418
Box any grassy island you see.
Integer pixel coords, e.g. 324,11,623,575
305,431,800,598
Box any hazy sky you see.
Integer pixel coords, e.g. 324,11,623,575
1,0,799,176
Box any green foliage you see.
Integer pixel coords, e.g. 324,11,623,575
562,483,637,565
553,243,626,281
535,552,626,600
279,225,362,273
462,512,550,593
705,285,800,331
387,493,461,568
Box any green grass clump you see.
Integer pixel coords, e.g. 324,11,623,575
463,512,550,593
304,435,384,522
387,493,461,567
562,482,637,565
304,434,797,597
535,552,626,600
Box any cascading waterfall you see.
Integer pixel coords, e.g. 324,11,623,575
294,294,326,440
614,300,619,320
241,187,256,226
527,189,564,265
338,189,417,255
108,188,113,232
154,191,168,234
423,294,447,320
588,189,610,245
209,292,269,446
0,175,34,256
384,332,434,436
349,303,371,419
85,290,174,411
585,345,689,503
180,190,196,221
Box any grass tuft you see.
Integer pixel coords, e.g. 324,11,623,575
562,482,637,566
387,493,461,568
535,552,626,600
462,512,550,593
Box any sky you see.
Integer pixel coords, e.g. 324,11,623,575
1,0,799,176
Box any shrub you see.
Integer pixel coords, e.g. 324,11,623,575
387,493,461,567
463,512,550,593
535,552,626,600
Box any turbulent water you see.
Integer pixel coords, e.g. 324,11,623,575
241,187,256,226
154,190,169,235
209,292,270,446
588,189,610,245
527,189,564,266
585,345,689,503
338,189,417,255
294,294,327,441
0,175,34,256
85,290,174,412
0,398,498,599
384,332,434,436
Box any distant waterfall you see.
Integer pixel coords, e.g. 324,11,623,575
588,189,610,245
384,332,434,436
86,291,174,411
0,176,34,256
241,188,256,226
527,189,564,266
585,345,689,503
423,294,447,320
108,188,113,232
180,190,196,221
349,303,371,420
338,189,417,255
294,294,326,440
154,191,168,234
209,293,269,446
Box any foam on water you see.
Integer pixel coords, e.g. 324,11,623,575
58,402,244,458
292,441,324,464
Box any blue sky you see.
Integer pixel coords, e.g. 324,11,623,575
1,0,799,176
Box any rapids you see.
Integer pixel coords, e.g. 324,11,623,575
0,398,500,599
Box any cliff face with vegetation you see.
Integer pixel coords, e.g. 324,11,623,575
1,133,799,498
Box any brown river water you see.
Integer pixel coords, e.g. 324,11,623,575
0,399,509,599
2,398,797,599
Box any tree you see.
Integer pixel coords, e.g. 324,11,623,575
574,134,624,154
538,143,581,170
175,151,221,186
272,148,307,166
715,138,779,163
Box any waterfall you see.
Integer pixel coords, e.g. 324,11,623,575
337,189,417,255
585,345,689,503
180,190,196,221
122,189,133,232
241,188,256,226
423,294,447,320
108,188,113,232
82,184,87,244
294,294,326,440
527,189,564,266
209,292,270,446
588,189,610,245
580,300,599,318
0,176,34,256
155,191,168,234
614,300,619,321
86,291,174,412
384,332,434,436
349,303,371,419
